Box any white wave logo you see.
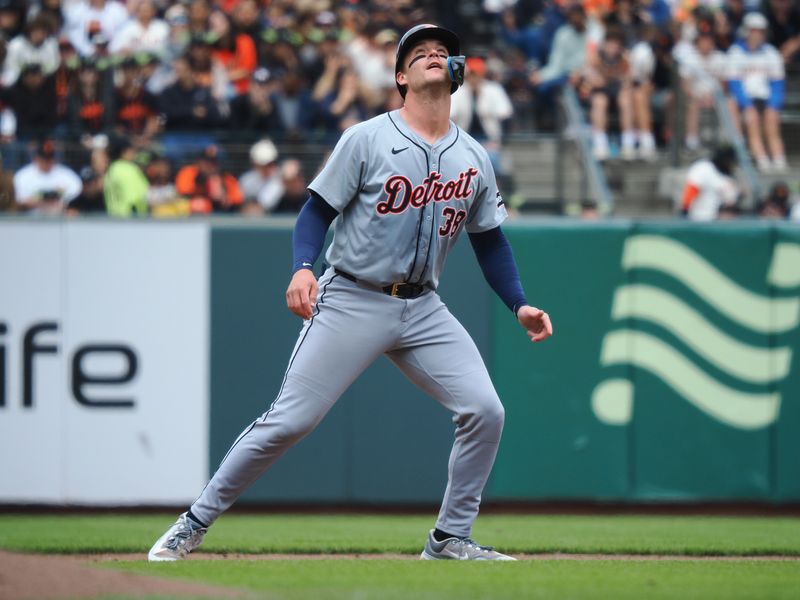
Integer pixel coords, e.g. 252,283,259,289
591,235,800,430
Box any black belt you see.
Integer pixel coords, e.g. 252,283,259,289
334,269,428,299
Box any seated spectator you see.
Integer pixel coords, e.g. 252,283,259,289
66,165,106,214
186,32,230,104
64,0,129,57
450,57,513,171
2,63,58,140
2,15,59,87
13,139,82,213
159,55,224,130
0,158,15,212
764,0,800,62
271,158,307,214
69,57,111,134
229,66,277,132
54,37,81,123
270,68,317,140
500,3,569,67
579,27,635,160
681,145,739,220
209,9,257,97
104,136,149,216
727,12,787,172
33,0,65,33
112,57,161,140
317,66,369,135
187,0,212,38
757,180,791,219
677,25,728,151
238,138,282,212
108,0,168,58
144,153,182,215
0,0,25,41
528,4,597,129
175,144,243,214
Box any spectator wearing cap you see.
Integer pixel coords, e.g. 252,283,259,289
175,144,243,214
229,66,277,132
13,140,82,213
2,15,59,87
108,0,169,58
104,136,149,216
450,57,513,170
727,12,788,172
64,0,129,57
2,63,58,139
209,10,257,96
158,55,223,130
238,138,282,212
66,166,106,214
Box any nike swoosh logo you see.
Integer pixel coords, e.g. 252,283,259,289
391,147,408,154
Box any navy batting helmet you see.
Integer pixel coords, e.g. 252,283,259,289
395,24,463,98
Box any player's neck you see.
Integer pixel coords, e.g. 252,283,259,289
400,95,451,145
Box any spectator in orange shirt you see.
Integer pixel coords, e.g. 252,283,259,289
175,144,243,214
210,10,256,96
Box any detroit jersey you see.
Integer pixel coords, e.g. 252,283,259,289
308,110,508,289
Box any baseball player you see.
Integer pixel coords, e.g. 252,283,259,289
148,24,553,562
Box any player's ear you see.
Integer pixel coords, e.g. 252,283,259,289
396,70,407,87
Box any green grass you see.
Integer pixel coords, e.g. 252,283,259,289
0,514,799,556
114,560,800,600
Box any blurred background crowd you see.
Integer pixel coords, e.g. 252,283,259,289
0,0,797,220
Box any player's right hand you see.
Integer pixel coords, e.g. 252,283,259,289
286,269,319,320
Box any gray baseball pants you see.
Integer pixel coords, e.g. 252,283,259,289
191,269,505,538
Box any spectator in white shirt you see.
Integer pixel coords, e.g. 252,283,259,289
13,140,82,213
2,15,59,87
726,12,787,172
65,0,129,56
680,145,739,220
238,139,283,213
109,0,168,58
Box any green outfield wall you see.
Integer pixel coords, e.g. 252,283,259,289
209,220,800,504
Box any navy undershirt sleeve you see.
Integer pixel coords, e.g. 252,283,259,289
468,227,529,315
292,192,339,273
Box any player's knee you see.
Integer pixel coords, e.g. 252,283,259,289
475,399,505,438
267,414,320,446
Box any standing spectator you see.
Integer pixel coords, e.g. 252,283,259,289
66,166,106,214
238,138,282,212
104,136,149,216
158,55,223,130
175,144,243,214
681,145,739,220
2,63,58,140
64,0,129,57
13,140,82,213
727,12,788,172
677,26,728,151
2,15,59,87
108,0,169,58
229,66,277,132
450,57,513,171
209,10,257,97
580,27,636,160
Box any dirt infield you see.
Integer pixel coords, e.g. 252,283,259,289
0,551,241,600
3,550,798,600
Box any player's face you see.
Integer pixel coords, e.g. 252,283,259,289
399,39,450,93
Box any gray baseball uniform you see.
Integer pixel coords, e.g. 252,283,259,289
190,110,508,538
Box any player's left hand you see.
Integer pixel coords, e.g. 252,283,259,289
517,306,553,343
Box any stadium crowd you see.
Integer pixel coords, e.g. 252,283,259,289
0,0,796,219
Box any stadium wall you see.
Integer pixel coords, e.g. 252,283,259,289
1,219,798,504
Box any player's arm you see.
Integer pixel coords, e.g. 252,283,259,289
468,227,553,343
287,192,339,319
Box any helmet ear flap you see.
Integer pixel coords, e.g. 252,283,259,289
447,55,466,88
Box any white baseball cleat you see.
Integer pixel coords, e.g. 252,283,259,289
148,512,208,562
420,529,516,561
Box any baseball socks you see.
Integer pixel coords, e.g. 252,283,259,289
433,528,459,541
186,510,208,530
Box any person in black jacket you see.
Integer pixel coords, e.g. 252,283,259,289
229,66,277,134
158,55,223,130
2,63,57,139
